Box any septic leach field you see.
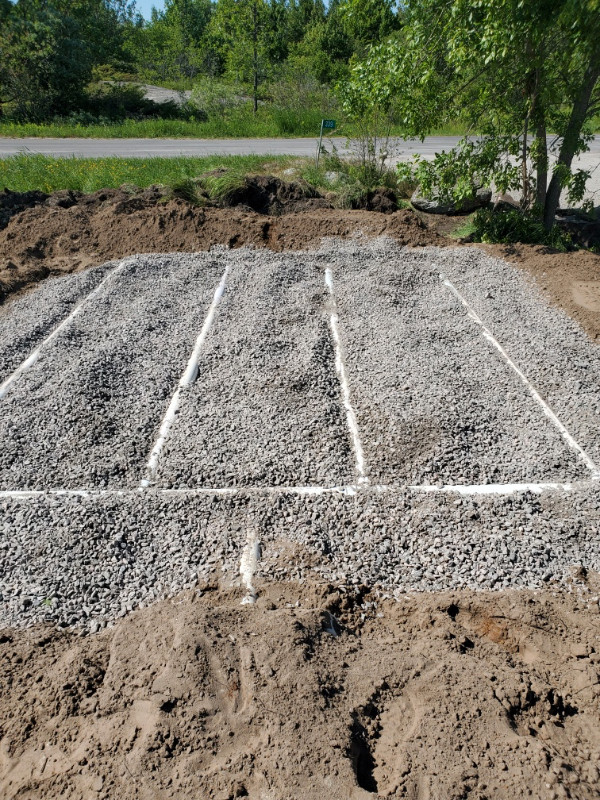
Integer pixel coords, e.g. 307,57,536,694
1,239,600,629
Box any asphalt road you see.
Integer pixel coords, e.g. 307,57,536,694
0,135,473,159
1,134,599,160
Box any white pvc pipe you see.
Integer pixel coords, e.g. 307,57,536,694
324,268,368,484
1,478,596,501
0,260,128,399
239,528,261,605
440,272,600,478
140,266,229,487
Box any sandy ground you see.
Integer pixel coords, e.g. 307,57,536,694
1,189,600,799
1,580,600,800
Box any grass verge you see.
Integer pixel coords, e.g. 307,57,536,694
0,154,296,194
0,118,472,139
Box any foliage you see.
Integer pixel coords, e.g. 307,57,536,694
0,153,404,213
343,0,600,230
471,208,573,250
0,153,294,193
0,0,137,119
208,0,276,112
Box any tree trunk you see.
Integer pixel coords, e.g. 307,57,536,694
535,118,547,209
543,64,600,230
521,114,530,209
252,1,258,115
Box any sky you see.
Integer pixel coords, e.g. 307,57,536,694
136,0,166,19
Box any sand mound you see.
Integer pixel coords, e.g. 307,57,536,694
1,581,599,799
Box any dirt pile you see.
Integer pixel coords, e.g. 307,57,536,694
0,188,50,230
219,174,329,215
0,186,444,303
1,580,599,800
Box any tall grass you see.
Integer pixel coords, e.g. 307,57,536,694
0,114,475,139
0,154,295,194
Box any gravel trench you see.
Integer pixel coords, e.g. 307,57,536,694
0,253,225,490
157,249,355,488
324,241,589,485
434,246,600,467
1,239,600,630
0,263,115,383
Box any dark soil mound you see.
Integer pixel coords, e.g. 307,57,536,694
223,174,331,214
223,174,330,215
0,187,447,303
363,187,398,214
0,188,49,230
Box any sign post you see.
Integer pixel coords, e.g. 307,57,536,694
316,119,336,167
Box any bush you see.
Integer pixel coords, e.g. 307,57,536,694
472,208,572,250
82,83,205,122
190,80,247,120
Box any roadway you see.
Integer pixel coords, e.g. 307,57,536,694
0,135,598,160
0,135,468,159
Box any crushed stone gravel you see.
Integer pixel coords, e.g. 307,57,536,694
157,250,355,488
1,239,600,629
0,253,225,489
0,262,114,383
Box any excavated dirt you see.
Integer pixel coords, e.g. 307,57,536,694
2,186,599,347
0,186,443,303
1,580,599,800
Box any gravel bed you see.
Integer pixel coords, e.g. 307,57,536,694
2,239,600,630
259,487,600,593
0,492,247,630
0,253,224,490
1,486,600,629
435,246,600,467
321,240,588,485
157,249,355,488
0,262,115,383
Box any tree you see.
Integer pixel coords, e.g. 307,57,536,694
0,0,137,118
341,0,600,229
0,1,94,119
338,0,399,51
209,0,274,112
287,1,354,84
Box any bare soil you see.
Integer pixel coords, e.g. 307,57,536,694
0,186,443,303
1,580,599,800
483,243,600,342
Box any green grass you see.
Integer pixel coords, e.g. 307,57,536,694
449,216,477,239
0,154,296,194
0,113,344,139
0,116,473,139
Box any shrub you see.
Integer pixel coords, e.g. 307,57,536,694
472,208,573,250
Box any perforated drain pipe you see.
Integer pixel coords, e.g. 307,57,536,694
140,265,229,487
324,268,368,484
0,260,129,399
239,528,261,605
440,270,600,479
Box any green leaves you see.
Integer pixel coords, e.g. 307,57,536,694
340,0,599,231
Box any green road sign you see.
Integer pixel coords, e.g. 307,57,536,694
316,119,337,166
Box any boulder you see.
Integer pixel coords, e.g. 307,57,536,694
493,193,520,212
411,186,491,215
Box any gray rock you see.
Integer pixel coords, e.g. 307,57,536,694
1,241,600,632
411,186,492,214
